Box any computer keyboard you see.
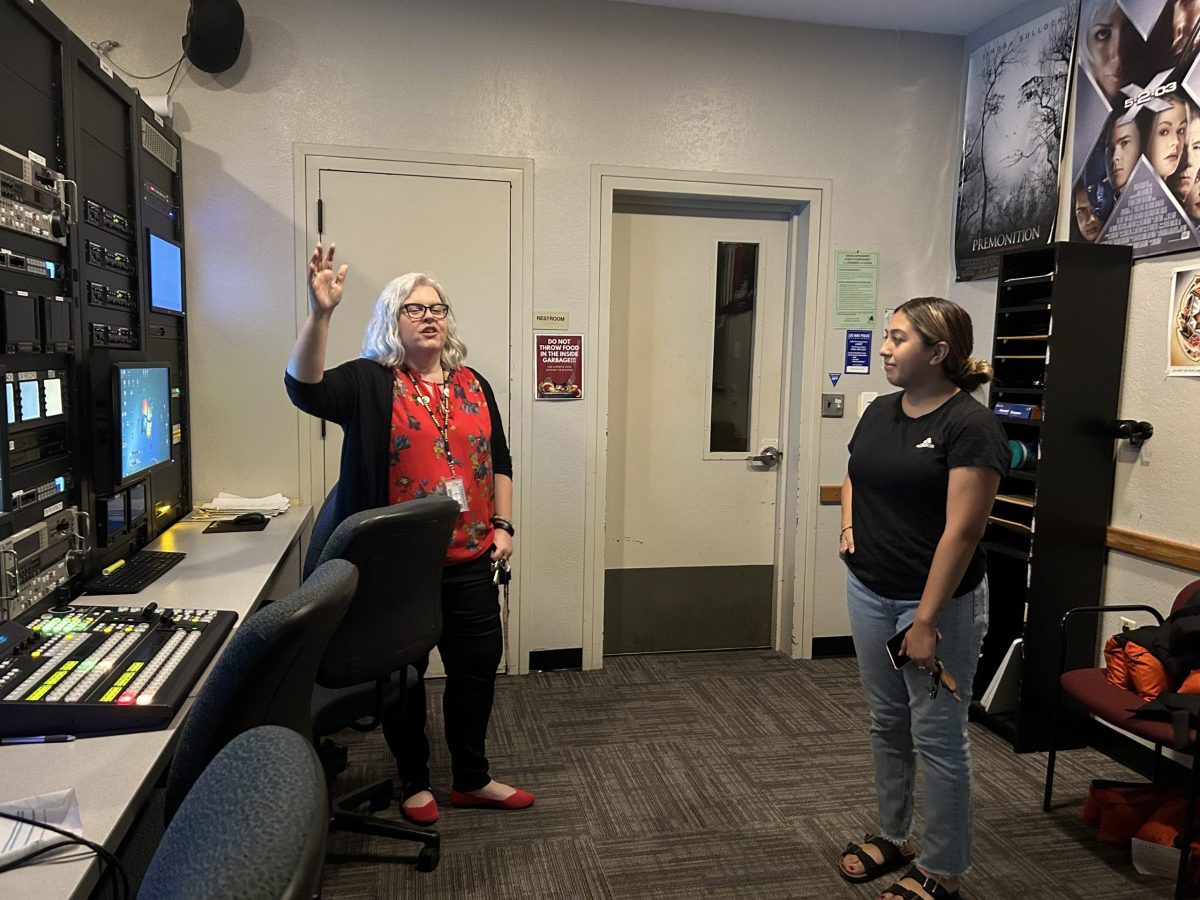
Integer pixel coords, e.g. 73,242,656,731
83,550,187,595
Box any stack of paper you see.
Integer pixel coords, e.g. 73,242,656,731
0,788,82,868
195,492,291,518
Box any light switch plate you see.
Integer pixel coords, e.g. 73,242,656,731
821,393,844,417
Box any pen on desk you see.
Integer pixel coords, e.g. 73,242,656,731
102,559,126,576
1,734,76,744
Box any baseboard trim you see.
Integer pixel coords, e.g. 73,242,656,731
528,648,583,672
812,636,855,658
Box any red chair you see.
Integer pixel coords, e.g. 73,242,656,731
1043,579,1200,899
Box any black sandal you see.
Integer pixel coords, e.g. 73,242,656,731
879,866,962,900
837,834,915,884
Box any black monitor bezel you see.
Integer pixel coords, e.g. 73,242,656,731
146,229,185,317
112,362,174,487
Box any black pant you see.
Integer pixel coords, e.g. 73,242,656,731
385,550,502,796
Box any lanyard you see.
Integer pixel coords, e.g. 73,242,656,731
406,367,457,477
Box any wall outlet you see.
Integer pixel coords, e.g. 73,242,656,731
821,393,844,417
1120,616,1137,631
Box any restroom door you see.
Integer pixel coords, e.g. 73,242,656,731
304,162,513,501
605,210,789,653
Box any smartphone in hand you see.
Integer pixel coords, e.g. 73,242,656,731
886,624,912,669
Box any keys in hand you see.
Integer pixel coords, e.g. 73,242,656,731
491,558,511,586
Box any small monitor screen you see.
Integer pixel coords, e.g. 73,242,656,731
106,495,125,538
117,365,171,482
148,233,184,314
129,481,147,521
43,377,63,417
5,384,13,424
18,380,40,421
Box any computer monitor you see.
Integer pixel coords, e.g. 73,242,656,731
115,364,172,484
147,232,184,315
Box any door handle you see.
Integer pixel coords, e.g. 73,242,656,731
746,446,781,468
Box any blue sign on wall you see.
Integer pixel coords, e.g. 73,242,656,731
844,329,873,375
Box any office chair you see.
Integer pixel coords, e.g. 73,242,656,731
163,558,359,823
308,493,458,872
137,725,328,900
1044,579,1200,900
303,482,341,581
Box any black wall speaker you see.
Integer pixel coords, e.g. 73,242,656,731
182,0,245,73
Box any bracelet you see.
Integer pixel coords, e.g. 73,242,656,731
491,515,515,536
840,525,853,537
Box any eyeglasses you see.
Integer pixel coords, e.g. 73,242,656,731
926,660,961,702
400,303,450,320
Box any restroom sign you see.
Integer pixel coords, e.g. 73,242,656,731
535,334,583,400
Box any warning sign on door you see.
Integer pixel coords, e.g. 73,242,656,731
535,334,583,400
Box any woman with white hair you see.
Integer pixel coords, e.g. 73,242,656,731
286,243,532,826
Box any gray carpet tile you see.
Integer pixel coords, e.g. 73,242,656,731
684,671,863,738
567,737,788,838
591,825,821,899
536,682,718,749
318,650,1178,899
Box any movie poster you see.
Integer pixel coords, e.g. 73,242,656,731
1071,1,1200,259
1168,267,1200,374
955,6,1076,280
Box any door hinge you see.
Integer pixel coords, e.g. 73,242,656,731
316,198,324,235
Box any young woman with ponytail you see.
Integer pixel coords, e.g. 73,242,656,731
836,297,1009,900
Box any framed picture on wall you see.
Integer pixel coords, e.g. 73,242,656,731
1070,1,1200,260
954,5,1075,280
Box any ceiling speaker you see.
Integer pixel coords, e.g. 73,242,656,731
182,0,245,74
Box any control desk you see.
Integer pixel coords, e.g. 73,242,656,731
0,505,312,900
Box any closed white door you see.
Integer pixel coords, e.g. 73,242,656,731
309,164,511,497
300,154,522,674
605,210,789,652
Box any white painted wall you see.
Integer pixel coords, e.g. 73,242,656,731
43,0,965,651
956,0,1200,643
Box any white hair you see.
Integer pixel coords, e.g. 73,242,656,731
360,272,467,370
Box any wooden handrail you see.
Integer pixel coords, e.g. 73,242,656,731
1106,527,1200,574
818,484,1200,574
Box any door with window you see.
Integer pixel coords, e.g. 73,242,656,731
605,209,789,652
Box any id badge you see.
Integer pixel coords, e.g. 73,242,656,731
445,477,467,511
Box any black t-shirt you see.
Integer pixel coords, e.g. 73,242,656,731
846,390,1009,601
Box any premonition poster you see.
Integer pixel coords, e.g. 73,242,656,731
955,6,1075,280
1071,1,1200,259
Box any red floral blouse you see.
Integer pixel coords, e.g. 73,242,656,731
387,367,495,564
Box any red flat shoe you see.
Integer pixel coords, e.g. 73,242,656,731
401,796,440,825
449,787,535,810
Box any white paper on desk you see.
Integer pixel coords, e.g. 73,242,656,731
0,788,82,867
197,492,290,516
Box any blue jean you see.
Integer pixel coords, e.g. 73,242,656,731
846,569,989,877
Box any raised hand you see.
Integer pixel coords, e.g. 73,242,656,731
307,242,348,317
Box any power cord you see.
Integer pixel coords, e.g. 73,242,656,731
90,40,184,81
0,809,129,900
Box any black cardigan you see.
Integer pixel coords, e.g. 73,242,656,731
285,358,512,528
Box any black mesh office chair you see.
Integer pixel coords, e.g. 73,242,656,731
163,558,358,823
307,492,458,872
138,725,328,900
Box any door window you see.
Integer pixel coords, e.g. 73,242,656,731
710,241,759,453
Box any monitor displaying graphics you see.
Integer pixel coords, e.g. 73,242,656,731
148,232,184,315
43,376,63,417
116,364,172,483
18,380,40,421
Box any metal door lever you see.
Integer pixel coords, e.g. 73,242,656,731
746,446,781,468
